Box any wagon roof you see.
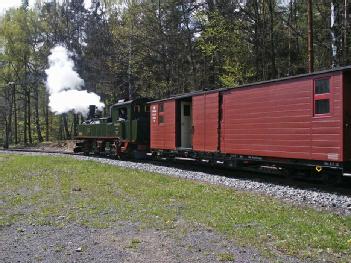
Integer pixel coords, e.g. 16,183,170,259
148,65,351,104
147,88,227,104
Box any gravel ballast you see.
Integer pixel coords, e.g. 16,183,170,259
1,150,351,216
0,221,305,263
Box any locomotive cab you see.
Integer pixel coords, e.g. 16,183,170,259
110,98,150,144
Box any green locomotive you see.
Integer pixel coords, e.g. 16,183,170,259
74,98,151,158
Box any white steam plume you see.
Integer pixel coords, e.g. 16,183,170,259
45,45,104,116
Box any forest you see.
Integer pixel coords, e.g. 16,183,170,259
0,0,350,147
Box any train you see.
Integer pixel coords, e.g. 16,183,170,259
74,66,351,180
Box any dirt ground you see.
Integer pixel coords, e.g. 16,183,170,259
12,140,77,152
0,221,304,263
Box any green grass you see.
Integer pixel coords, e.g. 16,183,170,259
217,252,235,262
126,238,142,249
0,154,350,262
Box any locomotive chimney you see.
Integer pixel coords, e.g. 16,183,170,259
88,105,96,120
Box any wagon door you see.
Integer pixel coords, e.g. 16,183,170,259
181,101,192,148
192,95,205,151
344,72,351,161
192,93,219,152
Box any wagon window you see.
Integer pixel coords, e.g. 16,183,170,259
159,103,164,112
118,107,128,120
315,99,330,114
183,104,191,116
158,103,164,124
315,79,330,94
314,78,331,116
134,105,141,113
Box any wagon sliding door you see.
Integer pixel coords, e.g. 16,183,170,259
344,71,351,161
192,93,219,152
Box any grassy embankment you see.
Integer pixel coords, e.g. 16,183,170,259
0,154,350,262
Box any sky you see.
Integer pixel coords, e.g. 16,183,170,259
0,0,28,13
0,0,92,14
0,0,291,15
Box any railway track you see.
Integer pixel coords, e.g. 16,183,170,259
3,148,351,192
1,148,81,156
1,148,351,215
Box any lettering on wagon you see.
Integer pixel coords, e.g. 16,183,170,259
328,153,339,161
151,105,157,123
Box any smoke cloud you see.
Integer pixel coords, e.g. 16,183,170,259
45,45,104,116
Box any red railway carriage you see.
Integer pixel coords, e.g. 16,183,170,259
221,71,343,162
150,89,224,152
149,66,351,177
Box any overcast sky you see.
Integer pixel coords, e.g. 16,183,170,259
0,0,27,13
0,0,291,16
0,0,92,14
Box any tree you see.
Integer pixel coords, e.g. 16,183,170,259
1,0,351,147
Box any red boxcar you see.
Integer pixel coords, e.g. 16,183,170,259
221,71,344,162
149,66,351,176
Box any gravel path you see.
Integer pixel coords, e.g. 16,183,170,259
0,220,306,263
1,150,351,216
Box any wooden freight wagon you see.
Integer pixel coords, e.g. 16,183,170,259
149,89,225,153
149,66,351,177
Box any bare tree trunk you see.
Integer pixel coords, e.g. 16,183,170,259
70,118,74,138
3,118,10,149
3,86,13,149
288,0,293,74
62,113,70,139
7,106,12,146
268,0,277,78
59,115,63,141
294,0,300,70
206,0,216,11
127,33,133,99
344,0,349,64
34,86,43,142
23,89,28,145
45,92,49,141
331,1,338,67
27,89,32,144
253,0,261,80
73,113,79,137
181,0,197,90
12,84,18,144
307,0,314,72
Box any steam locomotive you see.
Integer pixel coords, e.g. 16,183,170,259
75,66,351,179
75,98,151,158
